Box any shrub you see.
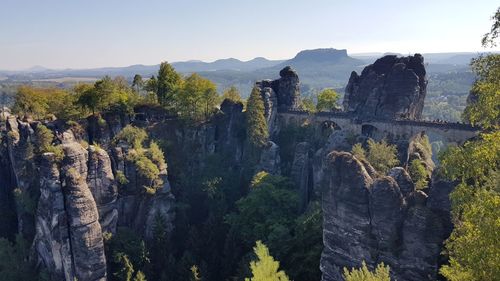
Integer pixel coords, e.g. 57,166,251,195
116,171,129,185
44,145,64,163
351,143,366,161
146,141,167,170
35,124,54,152
366,139,399,174
409,159,428,189
245,241,290,281
133,154,160,182
114,125,148,149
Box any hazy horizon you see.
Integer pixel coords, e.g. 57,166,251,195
1,0,499,70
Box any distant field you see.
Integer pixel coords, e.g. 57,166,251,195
32,77,99,83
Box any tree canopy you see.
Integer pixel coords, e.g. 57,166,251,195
246,87,269,147
244,241,290,281
316,88,340,112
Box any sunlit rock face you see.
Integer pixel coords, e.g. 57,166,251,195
344,54,427,120
320,151,452,281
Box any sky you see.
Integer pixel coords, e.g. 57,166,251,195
0,0,499,70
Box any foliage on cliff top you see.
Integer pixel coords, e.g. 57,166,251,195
114,125,148,149
316,88,340,112
351,139,399,174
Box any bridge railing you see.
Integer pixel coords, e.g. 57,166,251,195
278,109,480,132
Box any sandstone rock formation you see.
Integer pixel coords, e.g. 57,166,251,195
258,141,281,175
344,54,427,120
291,142,312,209
255,66,301,131
0,114,177,281
320,151,452,281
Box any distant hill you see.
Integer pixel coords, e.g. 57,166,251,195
172,57,284,72
0,48,488,98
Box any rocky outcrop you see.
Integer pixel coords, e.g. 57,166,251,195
291,142,312,209
344,54,427,120
258,141,281,175
0,114,177,281
255,66,300,112
320,151,452,281
87,145,118,234
34,135,107,281
34,153,73,281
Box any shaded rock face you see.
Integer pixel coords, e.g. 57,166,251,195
258,141,281,175
291,142,312,209
87,146,118,233
214,99,246,162
344,54,427,120
320,151,453,281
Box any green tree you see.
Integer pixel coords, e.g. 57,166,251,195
11,86,49,118
482,6,500,47
222,86,243,103
176,73,219,121
300,96,317,113
316,88,340,112
245,241,290,281
132,74,144,92
343,261,391,281
225,171,299,269
113,125,148,149
12,86,83,120
114,253,135,281
438,14,500,277
351,143,366,161
76,76,138,115
190,265,202,281
462,54,500,129
0,235,42,281
246,87,269,147
409,159,428,190
105,228,150,281
439,180,500,281
157,62,182,107
132,271,147,281
144,76,158,93
366,139,399,174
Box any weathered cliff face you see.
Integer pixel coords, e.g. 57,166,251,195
33,132,108,281
320,151,452,281
0,113,177,281
255,66,301,135
344,54,427,120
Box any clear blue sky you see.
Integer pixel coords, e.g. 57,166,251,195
1,0,499,70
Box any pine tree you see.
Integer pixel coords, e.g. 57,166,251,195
246,87,268,147
114,253,135,281
245,241,290,281
132,74,144,92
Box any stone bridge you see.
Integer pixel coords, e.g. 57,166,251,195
278,110,481,144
